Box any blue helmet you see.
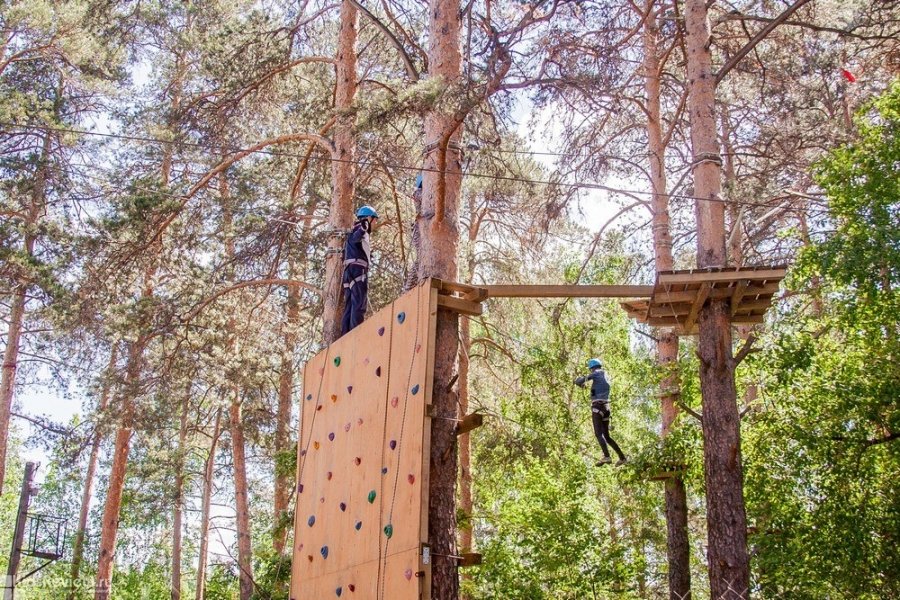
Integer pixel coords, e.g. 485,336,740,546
587,358,602,369
356,205,379,219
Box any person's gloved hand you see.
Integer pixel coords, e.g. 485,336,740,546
361,219,371,233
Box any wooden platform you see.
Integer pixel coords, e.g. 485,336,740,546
621,265,787,335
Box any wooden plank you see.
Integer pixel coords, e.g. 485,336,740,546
684,283,711,332
460,553,482,567
659,267,786,286
436,295,483,316
654,282,779,305
483,284,654,298
456,413,483,436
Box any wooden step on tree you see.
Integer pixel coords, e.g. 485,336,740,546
621,265,787,335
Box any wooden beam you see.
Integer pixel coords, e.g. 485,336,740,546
436,295,483,316
455,413,483,436
459,553,482,567
483,285,654,298
730,280,749,316
659,267,786,286
684,282,711,332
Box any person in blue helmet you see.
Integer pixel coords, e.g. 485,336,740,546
575,358,627,466
341,205,378,335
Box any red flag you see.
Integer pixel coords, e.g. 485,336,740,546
841,68,857,83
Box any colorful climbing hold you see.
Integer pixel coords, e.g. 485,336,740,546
376,366,382,377
357,417,363,426
397,311,406,324
306,393,313,401
408,474,415,485
314,441,320,450
308,555,313,562
391,396,399,408
328,432,335,441
298,483,304,493
321,546,329,559
381,467,388,475
300,449,307,457
334,356,341,366
354,457,361,466
347,385,353,394
355,521,362,531
363,357,370,365
320,496,325,503
389,440,397,450
344,422,351,432
367,490,376,503
411,384,420,395
330,394,338,403
416,343,422,354
339,502,346,512
384,524,393,538
327,471,333,480
378,326,385,336
316,404,323,411
336,587,342,597
404,568,413,581
348,584,355,592
307,515,316,527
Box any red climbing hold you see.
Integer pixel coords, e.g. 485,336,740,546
404,568,413,581
327,471,333,480
355,457,361,465
348,584,355,592
391,396,399,408
344,422,351,432
408,474,415,484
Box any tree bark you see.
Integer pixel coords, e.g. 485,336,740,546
644,5,692,596
67,344,118,600
274,270,301,554
0,128,48,495
95,339,145,600
171,383,190,600
322,0,358,344
685,1,750,598
230,394,254,600
421,0,463,595
195,407,223,600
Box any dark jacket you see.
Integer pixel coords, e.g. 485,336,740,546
575,369,610,401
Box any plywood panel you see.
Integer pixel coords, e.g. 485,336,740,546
291,282,435,600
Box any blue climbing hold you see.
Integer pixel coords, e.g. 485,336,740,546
306,393,312,401
336,587,342,597
411,384,420,395
355,521,362,531
397,312,406,324
321,546,329,559
308,515,315,527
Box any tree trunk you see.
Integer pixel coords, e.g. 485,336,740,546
67,344,118,600
643,5,692,596
421,0,463,594
171,383,190,600
231,394,254,600
322,0,358,344
0,128,49,495
685,1,750,598
95,340,145,600
195,407,223,600
274,271,301,554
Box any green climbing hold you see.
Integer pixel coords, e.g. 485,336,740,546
334,356,341,367
384,524,393,539
367,490,376,503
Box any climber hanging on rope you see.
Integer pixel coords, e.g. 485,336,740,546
575,358,628,467
341,205,379,336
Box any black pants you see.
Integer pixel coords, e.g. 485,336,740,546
592,402,625,460
341,273,367,336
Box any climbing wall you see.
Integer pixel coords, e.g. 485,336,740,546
290,282,437,600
